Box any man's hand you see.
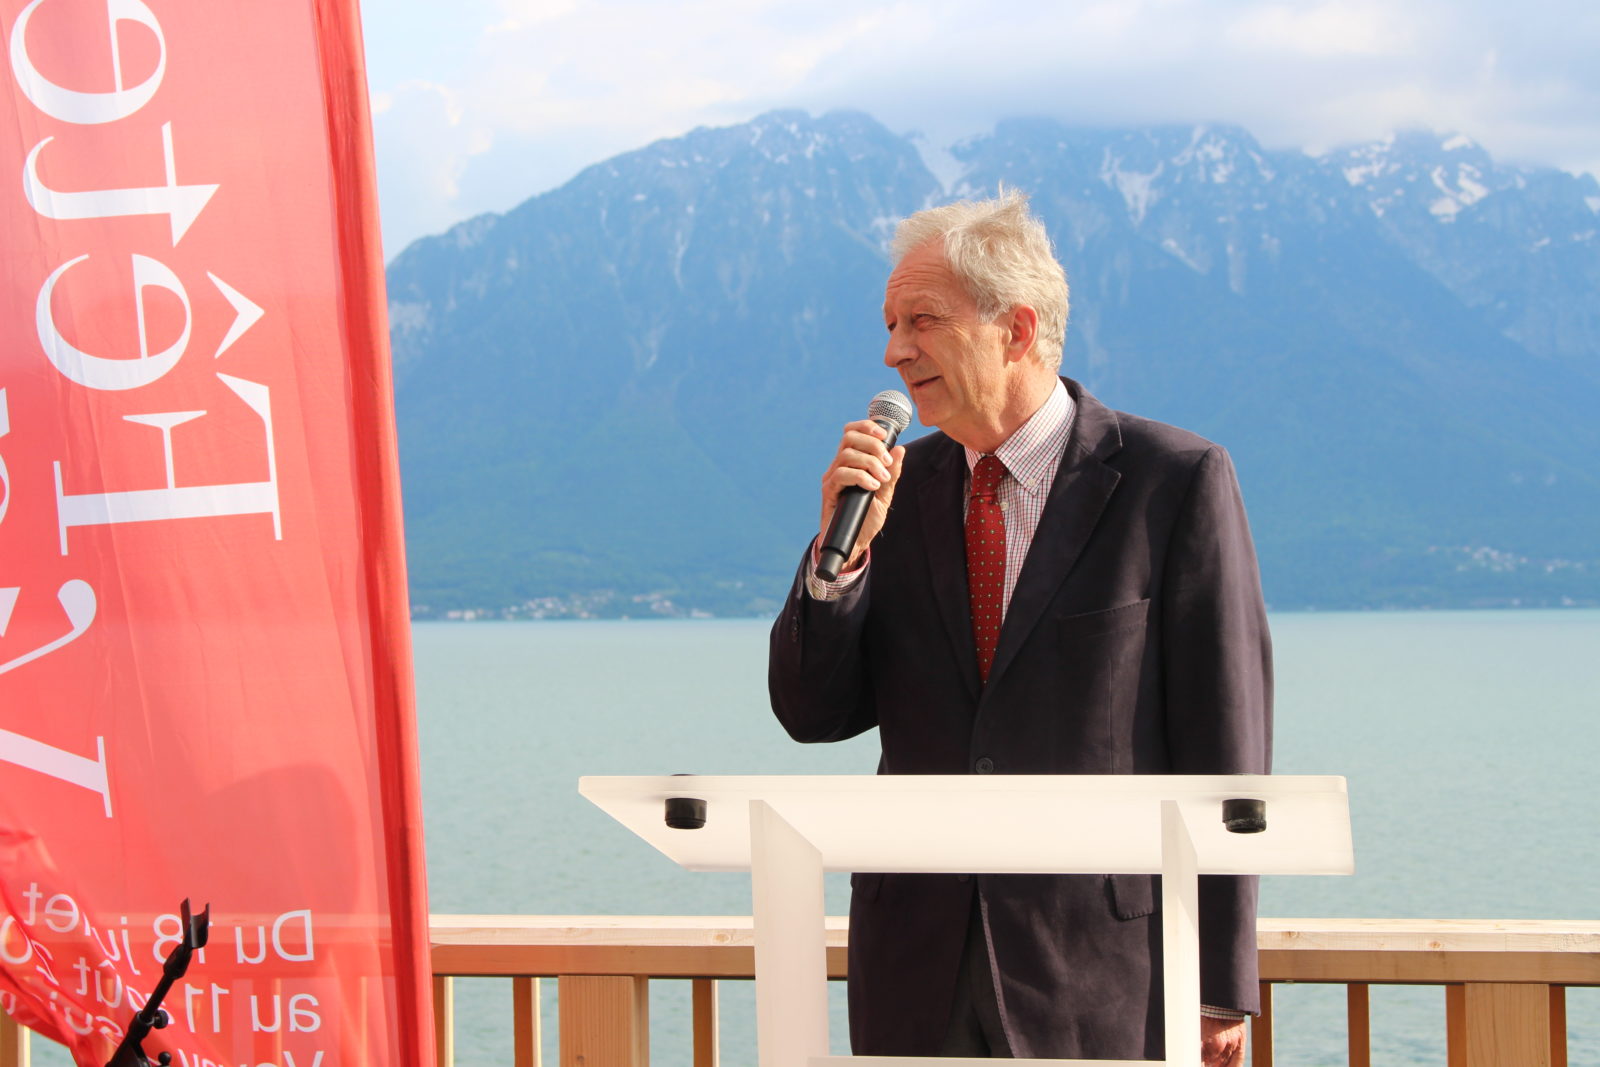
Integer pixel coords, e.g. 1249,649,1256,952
1201,1016,1246,1067
819,419,905,569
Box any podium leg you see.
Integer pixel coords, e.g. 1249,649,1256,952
750,799,828,1067
1161,800,1201,1067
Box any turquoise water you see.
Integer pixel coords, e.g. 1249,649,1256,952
412,610,1600,1066
29,611,1598,1065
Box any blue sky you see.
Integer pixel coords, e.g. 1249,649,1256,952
359,0,1600,258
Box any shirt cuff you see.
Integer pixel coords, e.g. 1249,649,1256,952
805,538,867,601
1200,1004,1249,1020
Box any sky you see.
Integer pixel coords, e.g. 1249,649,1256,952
358,0,1600,259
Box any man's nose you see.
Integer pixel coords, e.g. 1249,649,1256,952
883,328,913,368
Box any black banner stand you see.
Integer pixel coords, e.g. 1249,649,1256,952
106,900,210,1067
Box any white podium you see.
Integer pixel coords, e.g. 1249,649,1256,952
581,774,1353,1067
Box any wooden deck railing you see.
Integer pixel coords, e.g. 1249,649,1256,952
429,916,1600,1067
3,917,1596,1066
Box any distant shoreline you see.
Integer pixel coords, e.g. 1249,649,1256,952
411,601,1600,622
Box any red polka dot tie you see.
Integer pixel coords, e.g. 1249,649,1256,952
965,454,1006,684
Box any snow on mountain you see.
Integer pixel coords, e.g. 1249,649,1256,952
1100,150,1164,224
1318,129,1519,221
906,130,971,197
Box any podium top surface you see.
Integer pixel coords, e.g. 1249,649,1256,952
580,774,1353,876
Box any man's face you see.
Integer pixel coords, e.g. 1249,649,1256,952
882,241,1012,448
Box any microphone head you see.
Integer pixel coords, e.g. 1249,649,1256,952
868,389,913,434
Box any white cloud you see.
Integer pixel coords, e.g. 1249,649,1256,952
467,0,903,136
1227,2,1411,57
368,0,922,250
490,0,579,33
370,81,494,257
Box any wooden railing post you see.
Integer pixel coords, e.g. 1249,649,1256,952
513,976,542,1067
1447,982,1553,1067
1447,983,1466,1066
558,975,648,1067
692,978,719,1067
1551,985,1567,1067
0,1014,28,1067
1249,981,1272,1067
1346,982,1371,1067
433,975,455,1067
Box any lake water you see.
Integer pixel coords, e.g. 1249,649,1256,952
411,610,1600,1066
28,611,1598,1065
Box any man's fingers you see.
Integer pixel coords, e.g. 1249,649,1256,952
837,445,893,483
842,417,888,440
1200,1017,1246,1067
827,465,886,495
841,429,892,463
825,426,897,487
1207,1039,1244,1064
825,442,905,494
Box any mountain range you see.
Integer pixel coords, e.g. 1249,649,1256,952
384,110,1600,617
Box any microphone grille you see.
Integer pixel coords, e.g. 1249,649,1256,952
868,389,913,433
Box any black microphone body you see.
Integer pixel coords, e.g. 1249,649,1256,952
816,391,912,581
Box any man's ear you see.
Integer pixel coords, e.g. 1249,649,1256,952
1003,305,1039,363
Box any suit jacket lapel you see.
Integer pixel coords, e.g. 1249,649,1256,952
915,436,981,702
987,381,1124,689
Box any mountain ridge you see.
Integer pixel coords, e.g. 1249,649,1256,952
385,109,1600,618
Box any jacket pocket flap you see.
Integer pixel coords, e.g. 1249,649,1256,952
1107,873,1155,920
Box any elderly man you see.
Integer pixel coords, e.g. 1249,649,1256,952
768,191,1271,1064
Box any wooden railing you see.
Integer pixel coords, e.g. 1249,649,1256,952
3,916,1596,1066
429,916,1600,1067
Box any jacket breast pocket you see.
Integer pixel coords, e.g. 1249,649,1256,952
1056,598,1150,639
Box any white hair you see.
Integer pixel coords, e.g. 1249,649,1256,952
890,189,1069,370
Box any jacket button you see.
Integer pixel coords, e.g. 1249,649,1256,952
975,757,994,774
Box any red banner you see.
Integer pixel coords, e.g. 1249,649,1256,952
0,1,432,1064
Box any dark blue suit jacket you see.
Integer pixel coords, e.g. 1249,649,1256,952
769,378,1273,1058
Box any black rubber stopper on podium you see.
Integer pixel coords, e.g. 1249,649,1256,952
1222,798,1267,834
665,796,707,830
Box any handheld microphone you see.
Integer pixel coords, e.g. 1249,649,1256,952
816,390,913,581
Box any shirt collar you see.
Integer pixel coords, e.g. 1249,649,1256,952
964,379,1075,495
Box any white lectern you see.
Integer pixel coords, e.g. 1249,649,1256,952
581,775,1352,1067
